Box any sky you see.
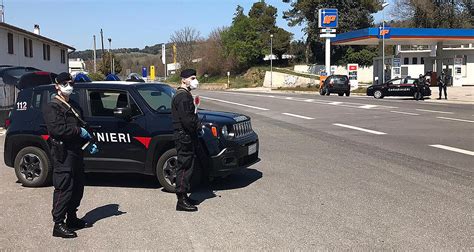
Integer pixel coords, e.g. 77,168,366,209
4,0,392,51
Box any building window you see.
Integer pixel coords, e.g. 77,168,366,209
29,39,33,57
403,58,409,64
412,57,418,64
24,38,33,58
43,44,50,61
421,57,424,64
60,49,66,64
8,33,14,54
24,38,28,57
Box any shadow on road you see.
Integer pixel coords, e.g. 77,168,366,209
84,173,161,189
82,204,126,225
189,168,263,205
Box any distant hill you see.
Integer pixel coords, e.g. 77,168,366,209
70,43,171,61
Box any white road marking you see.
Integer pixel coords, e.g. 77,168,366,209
201,96,269,111
436,117,474,123
285,97,294,100
330,102,343,105
429,144,474,156
359,104,378,109
416,109,454,114
282,113,314,120
333,123,387,135
304,99,314,102
390,111,420,116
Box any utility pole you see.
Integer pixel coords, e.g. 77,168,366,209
100,29,104,56
270,34,273,88
108,38,112,74
93,35,97,73
0,0,5,23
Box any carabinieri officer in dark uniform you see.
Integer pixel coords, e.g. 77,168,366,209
43,72,98,238
171,69,200,212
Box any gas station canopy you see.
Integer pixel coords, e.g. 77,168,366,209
332,28,474,46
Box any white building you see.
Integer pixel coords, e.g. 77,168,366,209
69,58,88,76
0,22,75,73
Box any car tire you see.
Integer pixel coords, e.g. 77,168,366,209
156,149,178,192
345,91,350,96
155,148,204,193
319,87,326,96
374,90,383,99
325,88,330,96
14,146,52,187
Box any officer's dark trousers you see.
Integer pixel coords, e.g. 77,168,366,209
439,85,447,98
52,149,84,224
174,132,196,194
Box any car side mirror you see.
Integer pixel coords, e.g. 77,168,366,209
114,107,132,121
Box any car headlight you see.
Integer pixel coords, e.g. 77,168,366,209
221,125,234,139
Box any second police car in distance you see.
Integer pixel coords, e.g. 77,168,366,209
366,77,431,99
4,72,260,192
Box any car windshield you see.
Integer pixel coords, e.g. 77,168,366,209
136,84,176,111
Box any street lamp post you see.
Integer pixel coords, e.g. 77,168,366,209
381,2,389,84
270,34,273,88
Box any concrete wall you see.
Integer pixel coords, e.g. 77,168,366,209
0,28,69,73
262,71,317,88
294,64,373,83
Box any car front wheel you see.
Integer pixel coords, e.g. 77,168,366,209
156,149,178,192
374,90,384,99
14,146,52,187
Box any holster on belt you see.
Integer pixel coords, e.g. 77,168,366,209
49,138,66,163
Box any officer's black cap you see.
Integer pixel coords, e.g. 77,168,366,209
55,72,73,84
180,69,197,79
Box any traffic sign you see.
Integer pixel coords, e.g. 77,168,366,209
321,29,336,33
320,33,336,38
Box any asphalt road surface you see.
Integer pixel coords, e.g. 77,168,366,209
0,90,472,249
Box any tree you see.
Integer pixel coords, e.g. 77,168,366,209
392,0,473,28
342,47,378,67
196,27,235,76
283,0,381,64
222,7,264,72
170,27,202,70
97,52,122,75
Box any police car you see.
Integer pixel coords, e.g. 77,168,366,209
366,77,431,99
3,72,260,192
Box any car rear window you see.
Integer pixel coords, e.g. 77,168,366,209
332,76,348,83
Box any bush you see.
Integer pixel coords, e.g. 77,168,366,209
88,72,106,81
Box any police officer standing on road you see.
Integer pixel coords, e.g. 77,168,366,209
415,74,425,101
43,72,99,238
437,70,448,100
171,69,200,212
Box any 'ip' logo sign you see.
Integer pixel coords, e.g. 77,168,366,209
378,26,391,39
318,9,338,28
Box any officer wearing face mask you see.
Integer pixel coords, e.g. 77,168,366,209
171,69,200,211
43,72,99,238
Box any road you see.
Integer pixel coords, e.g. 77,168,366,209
0,90,472,249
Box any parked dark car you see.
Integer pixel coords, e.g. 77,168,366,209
4,74,260,192
319,75,350,96
366,77,431,99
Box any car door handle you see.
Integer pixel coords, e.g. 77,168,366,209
89,125,102,129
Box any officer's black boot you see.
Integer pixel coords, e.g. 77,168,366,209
176,193,198,212
66,216,91,229
185,194,199,205
53,222,77,238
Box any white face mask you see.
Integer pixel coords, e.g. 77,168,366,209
59,84,74,96
189,79,199,90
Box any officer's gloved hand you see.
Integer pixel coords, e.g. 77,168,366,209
87,143,99,154
79,127,91,139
